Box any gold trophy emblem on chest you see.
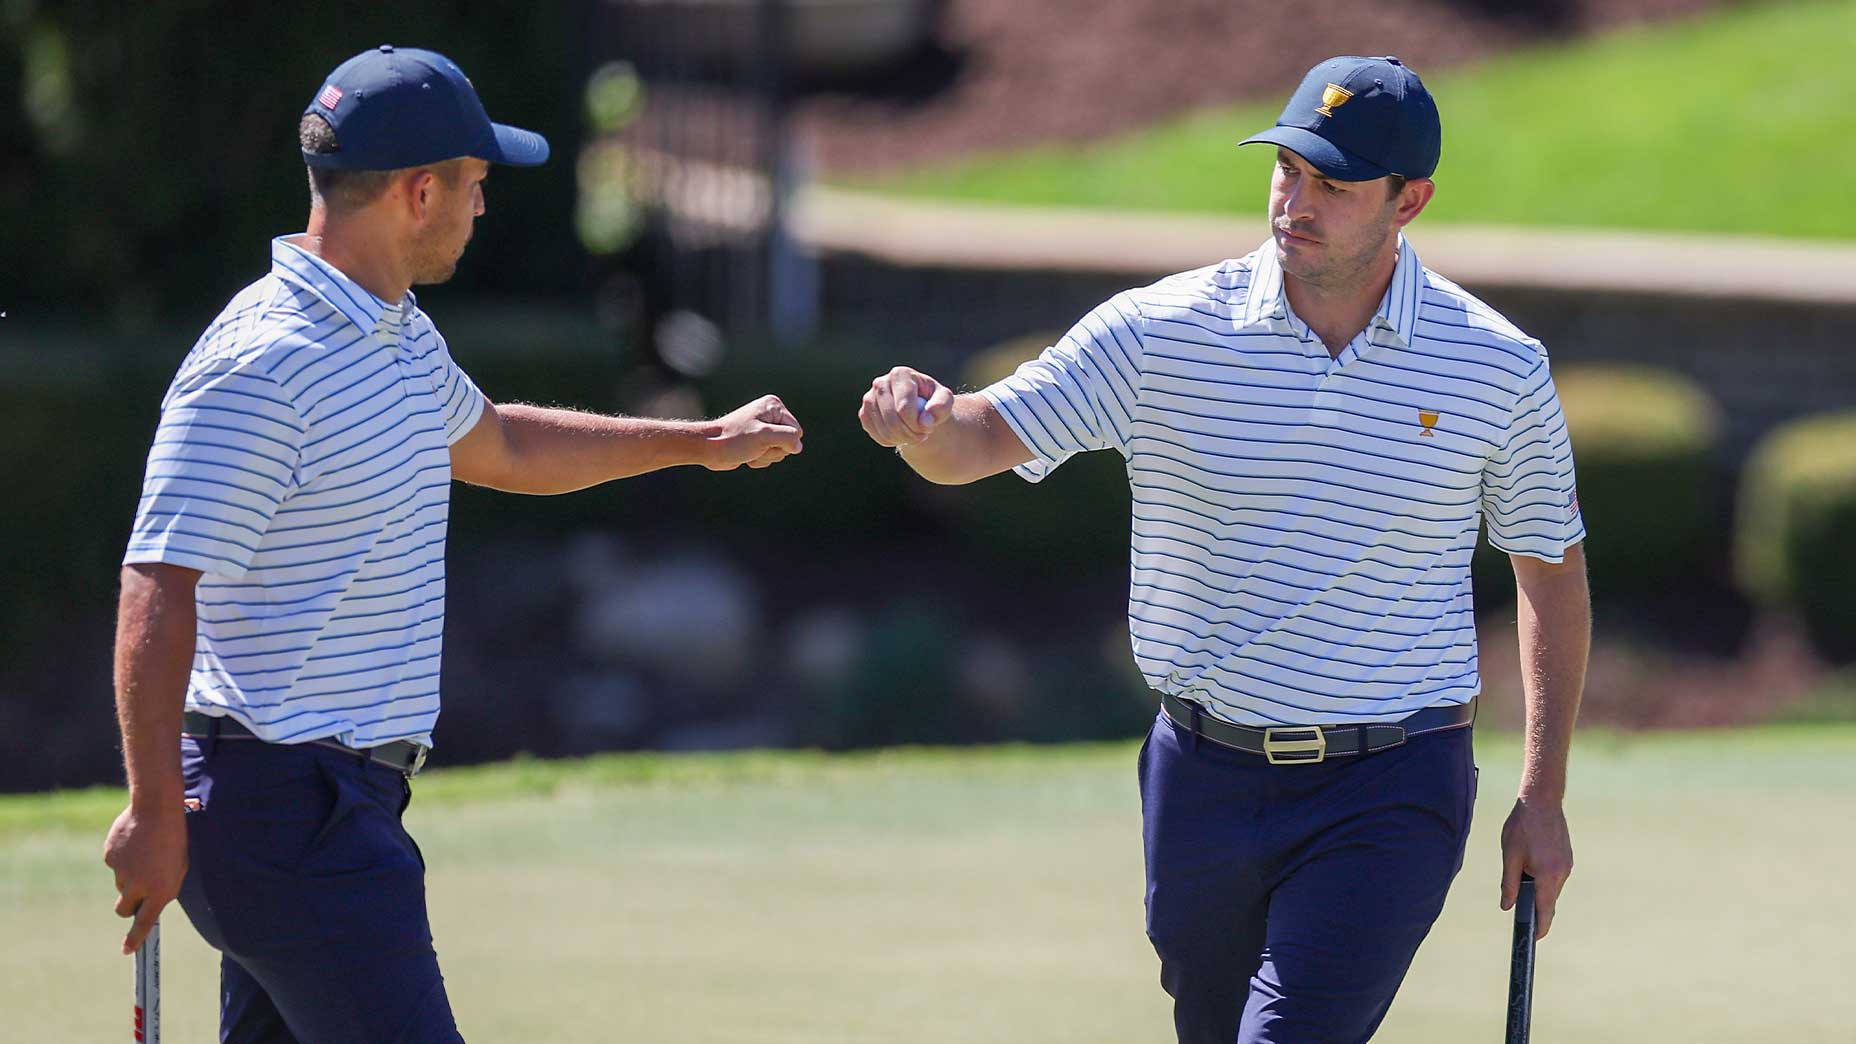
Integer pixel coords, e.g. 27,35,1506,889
1418,410,1440,437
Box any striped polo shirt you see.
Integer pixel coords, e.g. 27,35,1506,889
123,235,486,748
980,235,1584,726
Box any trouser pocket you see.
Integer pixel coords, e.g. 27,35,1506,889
307,759,363,853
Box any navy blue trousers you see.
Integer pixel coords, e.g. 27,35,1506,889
177,733,462,1044
1139,711,1476,1044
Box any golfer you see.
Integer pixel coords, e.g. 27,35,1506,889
102,45,802,1043
859,56,1588,1042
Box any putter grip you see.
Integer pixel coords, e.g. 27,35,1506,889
1504,875,1537,1044
134,921,160,1044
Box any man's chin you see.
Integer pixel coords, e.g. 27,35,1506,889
1273,245,1322,281
412,262,459,287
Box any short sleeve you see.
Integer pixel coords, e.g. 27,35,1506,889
977,291,1145,483
425,326,486,445
123,361,306,579
1482,355,1585,561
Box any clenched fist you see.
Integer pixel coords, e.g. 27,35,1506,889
705,394,804,470
859,366,955,448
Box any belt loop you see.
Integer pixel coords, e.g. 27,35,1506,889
1186,699,1203,753
202,712,220,758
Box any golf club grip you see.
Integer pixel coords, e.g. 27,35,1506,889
134,920,160,1044
1504,875,1537,1044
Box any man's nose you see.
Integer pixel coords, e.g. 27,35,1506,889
1281,180,1315,223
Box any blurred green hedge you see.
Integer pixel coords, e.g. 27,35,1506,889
1,6,584,325
448,337,934,553
0,336,179,656
1735,412,1856,663
1475,363,1724,604
934,332,1122,575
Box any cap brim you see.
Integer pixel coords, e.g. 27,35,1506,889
1238,126,1390,182
485,123,550,166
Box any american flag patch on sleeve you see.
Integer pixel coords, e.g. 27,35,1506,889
317,84,343,110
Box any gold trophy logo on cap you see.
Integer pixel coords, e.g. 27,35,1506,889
1316,83,1353,118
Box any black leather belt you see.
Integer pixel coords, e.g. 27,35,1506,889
182,711,430,778
1160,692,1475,764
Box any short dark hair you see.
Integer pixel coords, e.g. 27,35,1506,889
299,113,392,211
1386,174,1409,200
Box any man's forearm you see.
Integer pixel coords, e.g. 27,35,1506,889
490,405,719,493
115,565,200,810
896,395,1030,485
1513,555,1591,803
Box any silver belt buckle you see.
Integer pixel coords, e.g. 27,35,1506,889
1262,726,1327,765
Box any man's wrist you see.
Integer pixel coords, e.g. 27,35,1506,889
894,438,934,471
895,427,941,456
691,419,725,468
1516,777,1567,806
128,777,186,814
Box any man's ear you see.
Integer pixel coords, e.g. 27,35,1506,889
402,169,439,223
1394,178,1436,229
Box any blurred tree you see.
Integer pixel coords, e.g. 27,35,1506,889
0,1,592,328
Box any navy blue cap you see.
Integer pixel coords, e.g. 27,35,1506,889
1240,56,1440,181
303,45,549,170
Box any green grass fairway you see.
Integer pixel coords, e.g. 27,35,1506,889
7,728,1853,1041
858,0,1856,240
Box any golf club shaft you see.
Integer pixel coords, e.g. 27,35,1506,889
134,920,160,1044
1504,874,1536,1044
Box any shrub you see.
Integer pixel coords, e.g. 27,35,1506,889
1475,364,1723,605
942,333,1130,575
453,334,926,551
692,345,924,549
1735,412,1856,662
